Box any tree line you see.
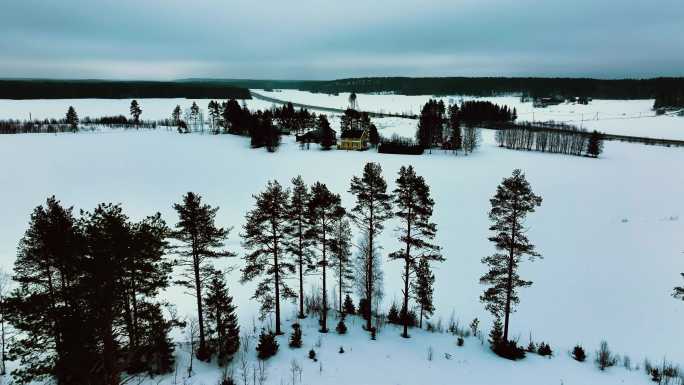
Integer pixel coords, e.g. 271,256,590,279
494,122,605,157
216,77,684,100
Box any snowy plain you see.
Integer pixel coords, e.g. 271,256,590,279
0,95,682,384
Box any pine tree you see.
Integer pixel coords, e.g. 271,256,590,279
6,197,94,385
66,106,78,131
121,212,172,372
205,270,240,365
286,176,312,319
172,192,234,361
208,100,222,132
241,181,295,335
348,163,393,332
489,317,503,348
586,130,604,158
480,169,542,343
307,182,345,332
389,165,443,337
331,217,353,314
130,100,142,126
412,258,435,329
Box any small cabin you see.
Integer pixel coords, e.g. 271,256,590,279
339,129,369,150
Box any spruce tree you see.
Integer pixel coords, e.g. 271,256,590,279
448,104,462,153
480,169,542,343
331,217,353,314
306,182,345,332
586,130,604,158
172,105,182,127
285,176,312,319
389,165,443,338
130,100,142,126
241,181,295,335
317,115,336,150
412,258,435,329
205,270,240,365
172,192,233,360
66,106,78,131
256,330,279,359
349,163,393,332
343,294,356,315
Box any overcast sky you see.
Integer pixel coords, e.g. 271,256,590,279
1,0,682,80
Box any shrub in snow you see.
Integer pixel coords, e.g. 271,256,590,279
537,342,552,357
370,327,377,340
343,295,356,315
494,340,526,360
572,345,586,362
457,337,464,347
336,319,348,335
338,346,345,354
595,341,617,370
308,349,317,361
256,330,279,360
526,341,537,353
400,306,418,328
650,367,661,383
289,324,302,348
488,318,503,348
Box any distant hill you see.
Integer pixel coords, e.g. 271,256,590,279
183,76,684,100
0,79,251,100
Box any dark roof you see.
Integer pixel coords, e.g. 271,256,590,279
341,129,366,139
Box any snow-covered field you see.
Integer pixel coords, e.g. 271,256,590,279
0,96,683,384
256,89,684,140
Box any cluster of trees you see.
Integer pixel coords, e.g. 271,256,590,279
378,135,424,155
654,91,684,109
340,108,379,145
272,102,317,135
494,123,604,157
459,101,517,124
415,99,482,155
241,163,443,340
5,193,240,385
0,119,74,134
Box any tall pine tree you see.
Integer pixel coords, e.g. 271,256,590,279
480,169,542,343
307,182,346,332
241,181,295,335
285,176,313,319
389,165,443,337
389,166,444,338
348,163,393,332
130,100,142,126
331,217,353,314
172,192,233,361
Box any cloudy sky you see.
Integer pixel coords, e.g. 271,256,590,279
1,0,682,80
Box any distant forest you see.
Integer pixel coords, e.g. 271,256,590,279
195,77,684,101
0,80,251,99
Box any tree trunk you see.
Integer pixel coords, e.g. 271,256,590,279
320,221,328,333
503,204,518,343
366,199,374,332
298,219,305,319
273,223,282,335
402,213,412,338
193,255,207,355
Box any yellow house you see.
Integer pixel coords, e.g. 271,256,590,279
339,129,369,150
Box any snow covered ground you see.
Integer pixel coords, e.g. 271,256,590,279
0,99,682,384
255,89,684,140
